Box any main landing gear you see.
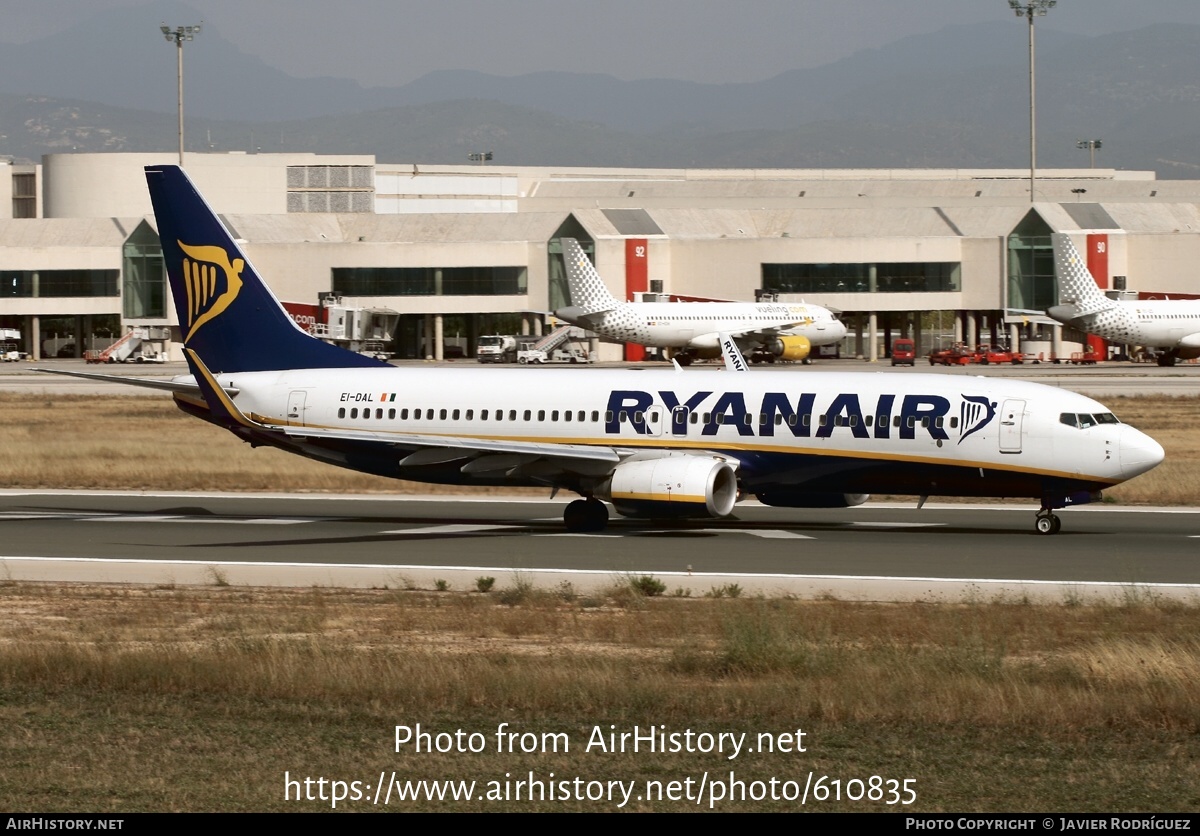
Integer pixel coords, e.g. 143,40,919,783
564,497,609,532
1034,509,1061,535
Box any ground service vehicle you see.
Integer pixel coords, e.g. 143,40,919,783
891,338,916,366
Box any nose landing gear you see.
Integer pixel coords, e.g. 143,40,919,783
1035,509,1061,535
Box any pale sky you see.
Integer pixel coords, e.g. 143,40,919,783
3,0,1200,87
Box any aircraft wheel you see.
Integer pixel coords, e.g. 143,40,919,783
564,498,609,532
584,498,609,532
677,354,693,367
1157,354,1176,367
564,499,589,532
1035,513,1060,535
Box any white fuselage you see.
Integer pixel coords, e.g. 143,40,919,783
1079,299,1200,349
580,302,846,349
204,366,1161,496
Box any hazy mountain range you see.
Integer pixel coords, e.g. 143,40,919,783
3,0,1200,175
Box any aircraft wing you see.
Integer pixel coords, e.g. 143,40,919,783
273,424,621,463
725,321,816,342
33,367,237,396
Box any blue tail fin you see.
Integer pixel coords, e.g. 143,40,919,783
145,165,386,373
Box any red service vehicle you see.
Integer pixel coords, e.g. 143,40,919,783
890,338,916,366
928,344,974,366
975,344,1025,365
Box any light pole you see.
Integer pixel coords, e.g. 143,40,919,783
1009,1,1055,202
1076,139,1102,168
161,23,202,167
468,151,493,165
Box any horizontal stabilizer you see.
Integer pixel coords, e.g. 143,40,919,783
32,366,237,397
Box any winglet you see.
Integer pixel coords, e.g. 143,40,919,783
719,332,749,372
183,347,261,429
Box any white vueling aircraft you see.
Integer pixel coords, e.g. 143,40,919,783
553,238,846,365
1048,232,1200,366
43,167,1164,535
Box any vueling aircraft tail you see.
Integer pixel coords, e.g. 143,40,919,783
1049,233,1115,320
559,237,619,316
145,165,386,373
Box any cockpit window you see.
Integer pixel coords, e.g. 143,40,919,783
1060,412,1121,429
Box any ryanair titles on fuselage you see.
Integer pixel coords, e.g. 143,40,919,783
605,389,997,444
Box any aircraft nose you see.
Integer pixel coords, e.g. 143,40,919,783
1119,426,1165,479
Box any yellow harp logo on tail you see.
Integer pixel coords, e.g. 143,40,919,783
178,241,244,342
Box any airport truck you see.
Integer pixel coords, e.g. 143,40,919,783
477,334,519,363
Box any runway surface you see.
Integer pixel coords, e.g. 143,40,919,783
2,491,1196,603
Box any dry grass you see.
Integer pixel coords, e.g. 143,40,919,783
1099,395,1200,504
0,393,1194,503
0,393,527,494
0,583,1197,811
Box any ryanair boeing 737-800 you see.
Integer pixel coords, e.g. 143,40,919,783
43,167,1164,535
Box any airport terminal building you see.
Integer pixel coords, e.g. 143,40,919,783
3,151,1200,362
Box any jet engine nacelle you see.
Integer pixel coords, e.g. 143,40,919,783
601,455,738,519
768,335,812,362
755,491,869,508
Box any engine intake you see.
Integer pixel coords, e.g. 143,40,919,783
768,335,812,362
602,455,738,519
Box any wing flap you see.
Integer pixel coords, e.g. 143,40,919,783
277,424,621,463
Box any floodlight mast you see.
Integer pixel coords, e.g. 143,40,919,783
161,23,202,167
1009,1,1055,202
1076,139,1102,168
